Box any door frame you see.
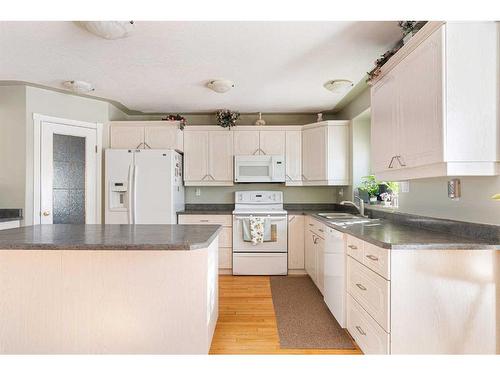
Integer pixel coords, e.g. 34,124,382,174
33,114,103,225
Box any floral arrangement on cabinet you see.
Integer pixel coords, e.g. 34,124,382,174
216,109,240,129
162,114,187,130
358,176,399,207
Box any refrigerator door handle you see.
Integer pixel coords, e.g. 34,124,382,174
127,164,133,224
132,164,138,224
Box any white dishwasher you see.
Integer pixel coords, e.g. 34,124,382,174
324,226,346,328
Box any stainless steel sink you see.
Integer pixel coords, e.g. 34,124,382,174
317,212,357,219
327,218,380,226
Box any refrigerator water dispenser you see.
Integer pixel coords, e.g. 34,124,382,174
109,181,128,210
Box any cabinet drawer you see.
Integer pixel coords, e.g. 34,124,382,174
219,247,232,269
347,295,389,354
346,235,364,262
363,242,390,280
219,227,232,248
178,214,232,226
306,217,326,238
347,257,390,332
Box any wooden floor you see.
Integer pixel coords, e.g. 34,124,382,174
209,275,362,355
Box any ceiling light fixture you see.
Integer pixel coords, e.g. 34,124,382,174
207,79,235,93
80,21,134,40
323,79,354,93
63,80,95,94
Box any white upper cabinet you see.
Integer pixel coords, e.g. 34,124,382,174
302,121,350,185
233,130,260,155
285,130,302,185
109,125,144,149
259,130,285,155
183,127,233,186
371,22,499,180
233,129,285,156
109,121,183,152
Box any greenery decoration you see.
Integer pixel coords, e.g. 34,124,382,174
216,109,240,129
359,175,381,197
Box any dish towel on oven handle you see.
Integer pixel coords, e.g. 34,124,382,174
242,216,271,245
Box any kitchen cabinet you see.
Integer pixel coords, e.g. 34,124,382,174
304,217,326,294
287,215,305,270
0,220,20,230
233,128,285,156
178,214,233,272
285,130,302,185
302,121,350,185
109,121,183,151
183,127,233,186
371,22,499,180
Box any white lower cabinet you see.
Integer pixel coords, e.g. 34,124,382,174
347,295,390,355
287,215,305,270
178,214,232,272
304,217,326,294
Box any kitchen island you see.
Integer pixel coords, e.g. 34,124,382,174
0,224,221,354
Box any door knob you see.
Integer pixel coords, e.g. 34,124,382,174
42,210,51,217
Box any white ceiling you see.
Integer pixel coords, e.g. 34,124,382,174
0,21,401,113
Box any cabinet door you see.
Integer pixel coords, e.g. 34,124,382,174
110,126,144,149
302,126,327,181
316,236,325,294
287,215,305,270
285,130,302,183
183,131,208,182
371,74,398,174
305,230,317,282
397,27,444,169
259,131,285,155
144,125,183,151
233,130,260,155
208,131,233,182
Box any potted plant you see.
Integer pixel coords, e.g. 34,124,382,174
216,109,240,129
359,175,380,205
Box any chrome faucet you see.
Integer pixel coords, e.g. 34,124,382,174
340,197,366,217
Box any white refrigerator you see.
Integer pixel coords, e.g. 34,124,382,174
105,149,184,224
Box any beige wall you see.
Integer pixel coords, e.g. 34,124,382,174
336,87,500,225
0,86,27,209
185,184,341,204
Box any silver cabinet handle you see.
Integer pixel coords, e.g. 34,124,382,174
309,223,314,227
285,174,292,181
209,174,215,180
348,244,358,250
318,229,324,233
288,216,295,223
356,283,367,291
201,174,209,180
355,326,367,336
200,219,209,223
252,148,260,155
259,148,266,155
366,254,379,261
144,142,152,149
396,155,407,167
388,156,396,169
301,174,308,181
136,142,144,149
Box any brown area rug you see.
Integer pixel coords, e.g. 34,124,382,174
270,275,355,349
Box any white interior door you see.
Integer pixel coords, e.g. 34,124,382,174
40,122,97,224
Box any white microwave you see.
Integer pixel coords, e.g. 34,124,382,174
234,155,286,183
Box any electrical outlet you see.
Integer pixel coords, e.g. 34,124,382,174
195,188,201,197
338,188,344,197
448,179,461,200
400,181,410,193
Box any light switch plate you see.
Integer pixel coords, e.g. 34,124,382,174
195,188,201,197
399,181,410,193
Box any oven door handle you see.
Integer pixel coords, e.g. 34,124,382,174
234,215,287,221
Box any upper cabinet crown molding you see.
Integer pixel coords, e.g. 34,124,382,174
371,22,500,180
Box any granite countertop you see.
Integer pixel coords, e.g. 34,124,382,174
0,224,222,250
0,209,23,222
309,213,500,250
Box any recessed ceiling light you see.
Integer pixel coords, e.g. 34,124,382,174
63,80,95,94
80,21,134,40
207,79,235,93
323,79,354,93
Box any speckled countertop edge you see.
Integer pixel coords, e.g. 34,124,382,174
0,224,223,251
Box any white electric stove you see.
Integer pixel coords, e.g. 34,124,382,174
232,191,288,275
